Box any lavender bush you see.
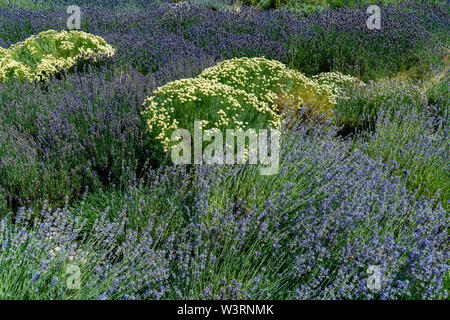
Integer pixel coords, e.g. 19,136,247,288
0,67,153,210
363,105,449,211
0,202,172,299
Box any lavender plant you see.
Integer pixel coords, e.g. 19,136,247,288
0,30,115,82
426,69,449,118
0,202,172,299
334,77,428,131
363,105,449,210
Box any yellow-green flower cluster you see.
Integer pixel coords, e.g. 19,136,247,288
0,30,115,82
143,57,357,151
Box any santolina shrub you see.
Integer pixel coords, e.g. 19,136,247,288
311,71,364,97
142,57,354,152
0,2,446,80
364,106,449,210
0,30,115,82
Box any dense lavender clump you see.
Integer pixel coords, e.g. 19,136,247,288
1,119,447,299
0,202,172,299
364,105,449,210
334,78,429,131
0,1,448,300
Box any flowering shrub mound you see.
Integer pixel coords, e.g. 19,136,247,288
143,57,354,152
142,75,280,152
0,30,115,82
